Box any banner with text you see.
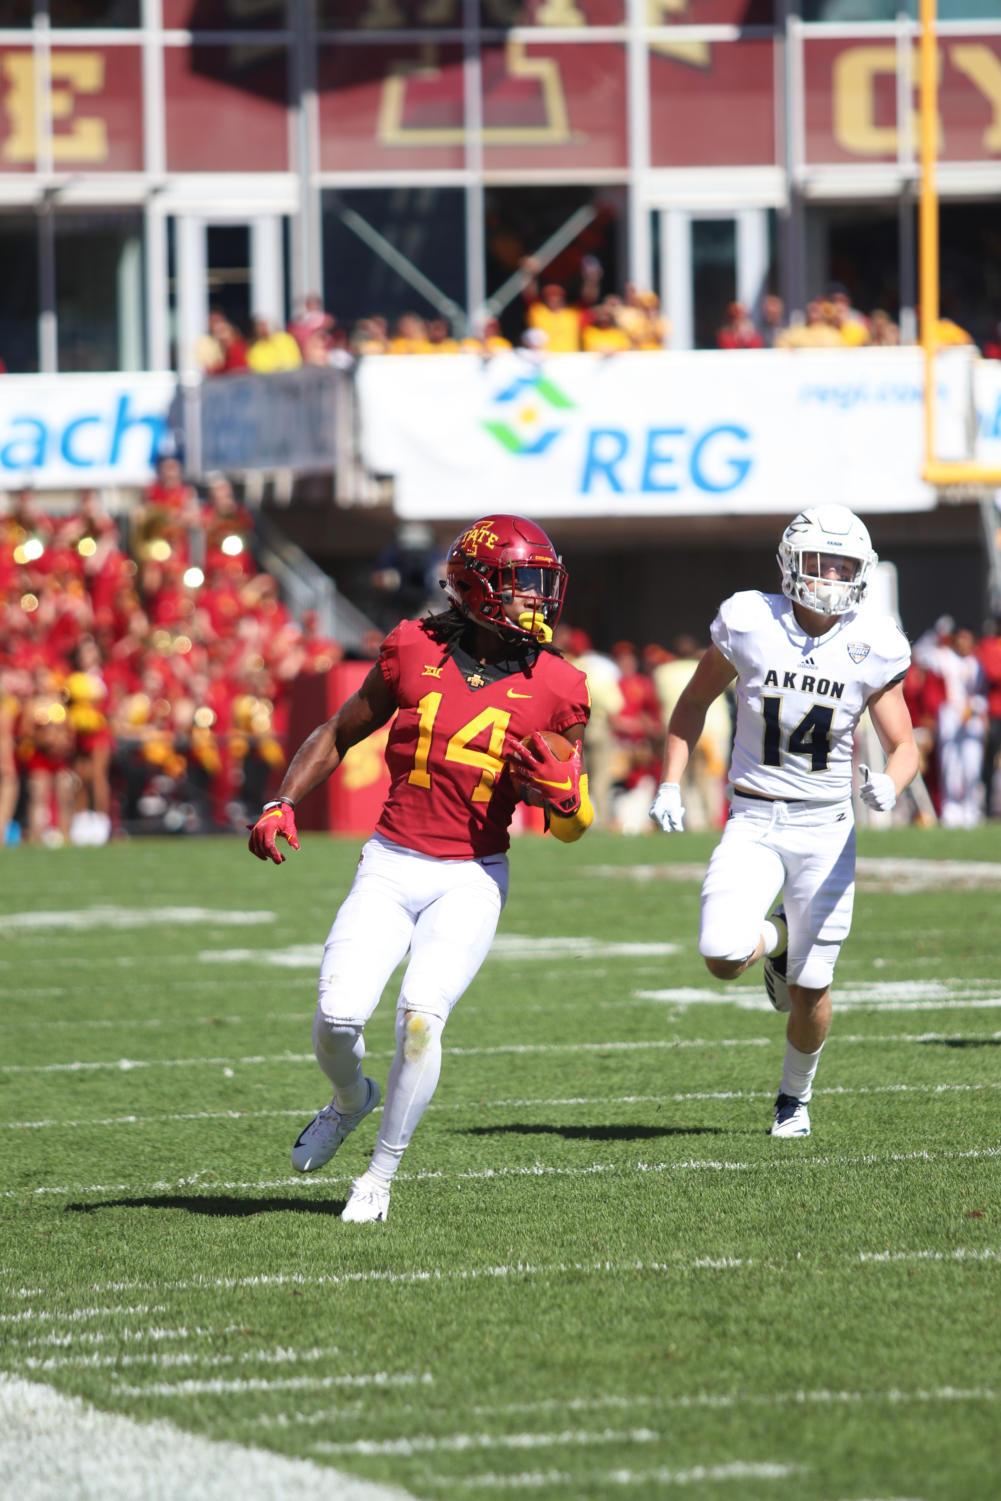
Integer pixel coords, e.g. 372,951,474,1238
0,373,175,490
359,348,998,520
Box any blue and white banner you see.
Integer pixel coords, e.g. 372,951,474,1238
359,348,994,520
0,373,175,490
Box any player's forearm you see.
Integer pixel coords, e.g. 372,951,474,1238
661,700,707,783
276,721,342,804
882,738,920,795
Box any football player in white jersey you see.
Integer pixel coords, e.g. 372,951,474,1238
650,505,919,1137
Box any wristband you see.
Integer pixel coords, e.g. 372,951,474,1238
261,796,295,812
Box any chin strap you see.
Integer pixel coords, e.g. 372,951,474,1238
547,773,595,843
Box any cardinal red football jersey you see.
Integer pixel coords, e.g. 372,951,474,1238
375,618,589,859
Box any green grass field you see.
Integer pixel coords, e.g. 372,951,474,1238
2,827,1001,1500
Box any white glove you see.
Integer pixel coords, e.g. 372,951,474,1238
858,763,896,812
650,781,686,833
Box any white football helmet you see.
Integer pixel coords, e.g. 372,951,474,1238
777,505,877,616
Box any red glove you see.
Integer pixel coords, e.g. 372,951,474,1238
248,800,300,864
508,733,582,816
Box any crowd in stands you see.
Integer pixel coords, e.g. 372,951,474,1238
551,621,1001,833
199,270,999,374
3,474,999,846
0,462,341,848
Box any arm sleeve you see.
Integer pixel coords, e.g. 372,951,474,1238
709,597,737,665
876,628,912,692
550,667,591,735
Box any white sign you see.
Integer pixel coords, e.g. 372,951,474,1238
0,373,176,490
358,348,985,520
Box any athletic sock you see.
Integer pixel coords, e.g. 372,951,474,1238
311,1012,368,1113
366,1010,445,1186
762,915,787,958
780,1040,824,1103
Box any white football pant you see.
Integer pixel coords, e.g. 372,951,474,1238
311,834,509,1181
699,795,856,991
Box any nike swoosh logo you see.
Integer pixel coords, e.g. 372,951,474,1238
533,776,573,792
506,690,532,699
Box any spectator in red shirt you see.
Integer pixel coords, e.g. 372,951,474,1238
978,618,1001,816
716,301,764,351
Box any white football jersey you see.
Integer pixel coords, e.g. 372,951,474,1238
711,591,911,802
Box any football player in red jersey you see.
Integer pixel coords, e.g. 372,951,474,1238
248,516,593,1223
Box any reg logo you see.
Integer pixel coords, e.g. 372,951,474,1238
481,371,575,457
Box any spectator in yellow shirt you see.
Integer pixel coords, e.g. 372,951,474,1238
582,302,632,354
246,317,302,373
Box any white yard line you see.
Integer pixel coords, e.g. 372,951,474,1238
15,1344,341,1375
0,1304,167,1326
438,1461,800,1490
0,907,275,933
5,1257,751,1306
3,1079,999,1132
4,1030,997,1076
113,1371,432,1397
314,1426,659,1458
467,1386,1000,1420
4,1144,1000,1207
0,1375,415,1501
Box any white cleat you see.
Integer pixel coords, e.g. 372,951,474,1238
341,1172,391,1224
290,1078,381,1173
763,907,791,1014
770,1092,811,1138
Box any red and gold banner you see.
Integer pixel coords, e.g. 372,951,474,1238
804,36,1001,165
0,47,143,172
164,44,290,172
649,39,775,168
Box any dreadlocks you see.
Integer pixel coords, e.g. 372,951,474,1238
421,606,563,661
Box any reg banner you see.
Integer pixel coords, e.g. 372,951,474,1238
0,373,175,490
358,348,986,520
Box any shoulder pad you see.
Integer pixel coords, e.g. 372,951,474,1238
718,590,777,634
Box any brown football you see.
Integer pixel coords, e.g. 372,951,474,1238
510,730,576,806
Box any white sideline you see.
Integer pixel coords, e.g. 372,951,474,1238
4,1029,997,1075
3,1078,1000,1132
4,1143,1001,1205
314,1426,659,1458
0,1304,166,1326
438,1460,800,1490
0,1375,417,1501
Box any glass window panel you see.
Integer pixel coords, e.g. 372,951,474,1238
482,42,627,172
164,43,290,170
55,211,144,373
804,1,1000,18
650,40,776,168
206,224,252,335
162,0,288,27
319,43,465,171
692,218,736,350
0,215,39,373
50,0,141,23
321,187,466,335
0,2,34,25
484,183,623,343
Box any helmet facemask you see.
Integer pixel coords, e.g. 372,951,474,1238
778,507,876,617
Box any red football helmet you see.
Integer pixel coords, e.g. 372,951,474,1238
443,515,568,640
